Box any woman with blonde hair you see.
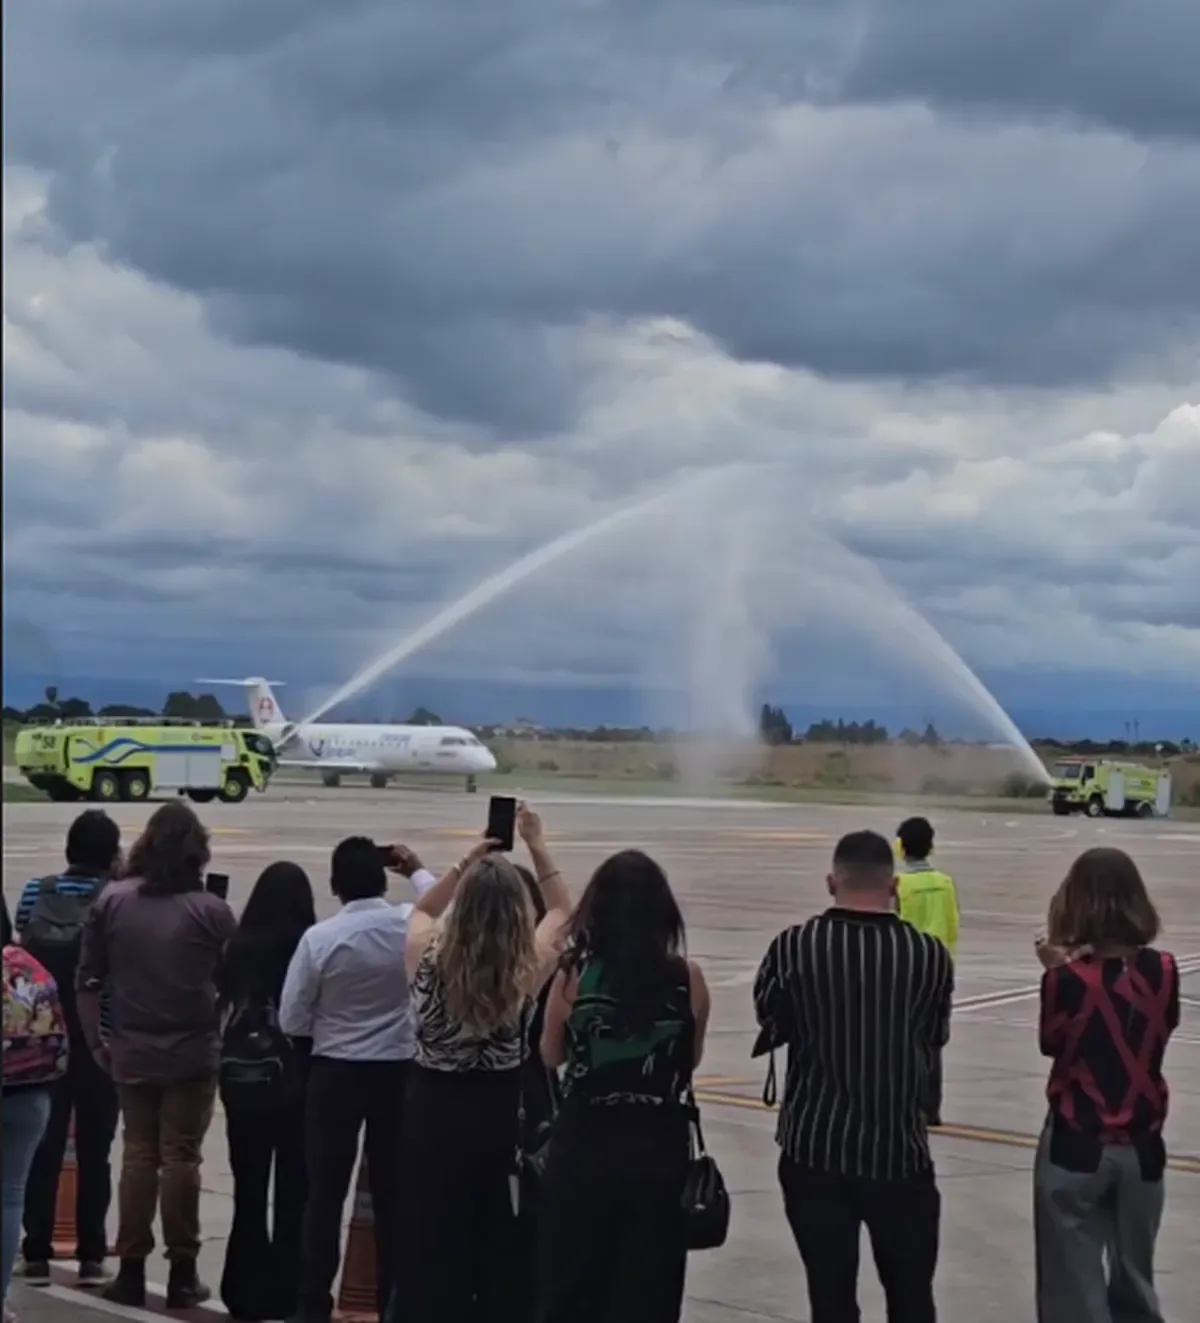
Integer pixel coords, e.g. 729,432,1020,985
1034,847,1179,1323
398,802,570,1323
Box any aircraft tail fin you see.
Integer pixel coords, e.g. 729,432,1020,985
195,677,287,729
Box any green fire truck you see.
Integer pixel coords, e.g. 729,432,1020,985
1047,758,1173,819
13,720,278,804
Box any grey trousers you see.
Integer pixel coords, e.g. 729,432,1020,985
1034,1128,1165,1323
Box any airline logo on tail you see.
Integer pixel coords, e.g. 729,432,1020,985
195,677,287,729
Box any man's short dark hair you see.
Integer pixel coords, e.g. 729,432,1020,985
331,836,387,902
65,810,122,874
897,817,935,861
832,830,895,883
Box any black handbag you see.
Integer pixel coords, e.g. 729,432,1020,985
682,1086,730,1251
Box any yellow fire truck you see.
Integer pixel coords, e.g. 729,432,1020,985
13,720,277,804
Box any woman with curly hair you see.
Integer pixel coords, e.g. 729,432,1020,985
1034,846,1179,1323
75,800,235,1312
398,802,571,1323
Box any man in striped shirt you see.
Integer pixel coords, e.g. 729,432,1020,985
753,829,954,1323
13,810,121,1289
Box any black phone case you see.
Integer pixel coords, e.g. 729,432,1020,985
487,798,516,851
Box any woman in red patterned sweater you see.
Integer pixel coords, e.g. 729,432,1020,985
1034,847,1179,1323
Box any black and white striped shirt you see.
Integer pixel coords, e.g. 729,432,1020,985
753,908,953,1181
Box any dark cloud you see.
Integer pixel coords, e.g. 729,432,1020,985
835,1,1200,142
5,1,1199,435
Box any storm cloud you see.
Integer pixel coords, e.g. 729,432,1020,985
6,1,1200,433
2,1,1198,712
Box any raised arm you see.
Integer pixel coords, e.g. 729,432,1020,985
519,803,573,987
382,844,440,900
404,837,499,978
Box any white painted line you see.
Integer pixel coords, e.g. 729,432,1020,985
42,1281,229,1321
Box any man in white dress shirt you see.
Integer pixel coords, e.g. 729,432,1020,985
281,836,438,1323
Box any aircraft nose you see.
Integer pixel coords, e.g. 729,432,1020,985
477,748,498,772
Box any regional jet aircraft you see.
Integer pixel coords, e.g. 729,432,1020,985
198,677,497,790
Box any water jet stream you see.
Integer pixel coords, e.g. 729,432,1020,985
300,463,1048,784
300,471,720,728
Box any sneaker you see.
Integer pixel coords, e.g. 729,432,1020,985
17,1261,50,1287
77,1262,113,1288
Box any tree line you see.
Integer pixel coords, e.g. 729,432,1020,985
1,688,448,728
2,688,1193,756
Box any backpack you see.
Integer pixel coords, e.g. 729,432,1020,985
219,996,299,1114
22,875,100,987
3,945,69,1089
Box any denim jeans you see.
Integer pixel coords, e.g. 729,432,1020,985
2,1088,53,1302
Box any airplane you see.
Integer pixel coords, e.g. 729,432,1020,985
197,677,497,791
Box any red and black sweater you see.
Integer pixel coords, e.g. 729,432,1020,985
1039,948,1179,1178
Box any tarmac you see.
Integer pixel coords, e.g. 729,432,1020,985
4,785,1199,1322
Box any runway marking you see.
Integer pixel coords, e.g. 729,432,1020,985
692,1091,1200,1174
726,830,831,842
42,1275,228,1320
113,824,250,838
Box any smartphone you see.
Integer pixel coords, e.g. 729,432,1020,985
376,843,396,868
486,796,517,853
205,872,230,901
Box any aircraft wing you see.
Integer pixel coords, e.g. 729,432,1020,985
276,757,380,773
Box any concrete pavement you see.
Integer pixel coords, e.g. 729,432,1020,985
4,786,1198,1321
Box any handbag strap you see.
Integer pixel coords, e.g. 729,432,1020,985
762,1051,778,1108
684,1079,709,1156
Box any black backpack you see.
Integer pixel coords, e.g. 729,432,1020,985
218,996,299,1114
21,876,99,987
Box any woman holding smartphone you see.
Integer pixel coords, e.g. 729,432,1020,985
398,803,571,1323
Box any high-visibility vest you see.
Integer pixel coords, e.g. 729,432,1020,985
896,861,959,959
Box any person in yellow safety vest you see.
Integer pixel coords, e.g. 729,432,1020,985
896,816,959,1127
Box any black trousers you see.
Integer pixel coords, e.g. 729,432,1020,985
537,1115,689,1323
779,1157,940,1323
220,1101,306,1320
296,1058,409,1323
22,1050,119,1264
399,1066,525,1323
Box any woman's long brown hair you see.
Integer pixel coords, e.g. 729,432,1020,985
1047,847,1160,952
435,854,538,1036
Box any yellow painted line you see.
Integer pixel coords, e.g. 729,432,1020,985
694,1075,753,1088
693,1091,1200,1175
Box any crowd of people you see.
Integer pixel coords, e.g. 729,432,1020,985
0,799,1182,1323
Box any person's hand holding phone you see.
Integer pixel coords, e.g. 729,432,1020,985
516,801,544,849
380,844,424,878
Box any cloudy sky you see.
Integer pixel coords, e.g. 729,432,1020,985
3,1,1198,734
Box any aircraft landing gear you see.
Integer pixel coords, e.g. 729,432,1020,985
466,775,478,794
370,773,389,789
321,771,342,788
